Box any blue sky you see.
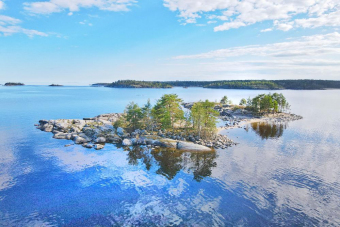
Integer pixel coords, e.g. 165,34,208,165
1,0,340,85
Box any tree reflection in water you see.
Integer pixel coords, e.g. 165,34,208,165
124,146,217,182
250,121,288,140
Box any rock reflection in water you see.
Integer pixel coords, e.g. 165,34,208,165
125,146,217,182
249,121,288,139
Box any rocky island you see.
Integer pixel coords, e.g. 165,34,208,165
36,93,302,151
49,84,63,87
36,113,221,151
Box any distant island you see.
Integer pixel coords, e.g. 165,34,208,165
92,79,340,90
4,82,25,86
49,84,63,87
93,80,172,88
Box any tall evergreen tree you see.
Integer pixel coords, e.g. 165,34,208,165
152,94,184,130
125,102,144,131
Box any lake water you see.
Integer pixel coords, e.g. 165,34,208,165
0,86,340,226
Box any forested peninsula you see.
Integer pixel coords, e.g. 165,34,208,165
92,79,340,90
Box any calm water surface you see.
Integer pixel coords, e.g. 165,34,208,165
0,86,339,226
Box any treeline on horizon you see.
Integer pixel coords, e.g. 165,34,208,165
92,79,340,90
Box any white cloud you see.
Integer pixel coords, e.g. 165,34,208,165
295,10,340,28
261,28,273,33
79,20,93,26
25,2,62,14
166,32,340,80
174,32,340,59
214,21,246,32
0,15,48,37
0,15,21,24
0,1,4,10
163,0,340,31
24,0,137,15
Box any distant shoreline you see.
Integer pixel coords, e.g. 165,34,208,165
91,79,340,90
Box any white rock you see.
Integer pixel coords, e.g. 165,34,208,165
74,136,87,144
122,139,132,146
94,144,104,150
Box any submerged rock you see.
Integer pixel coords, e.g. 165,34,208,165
158,139,177,148
177,141,212,151
84,144,93,149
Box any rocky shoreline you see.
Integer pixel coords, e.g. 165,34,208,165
36,113,233,151
36,104,303,151
183,102,303,130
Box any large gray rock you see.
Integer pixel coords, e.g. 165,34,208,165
177,141,212,151
82,127,98,138
54,120,71,132
131,138,137,145
95,137,106,143
98,124,115,132
137,138,147,145
117,127,124,136
158,139,177,148
65,133,73,140
74,136,88,144
106,135,122,143
122,139,132,146
69,126,81,133
43,125,54,132
53,133,67,139
72,120,86,128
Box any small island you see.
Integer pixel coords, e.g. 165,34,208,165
4,82,25,86
49,84,63,87
36,92,302,151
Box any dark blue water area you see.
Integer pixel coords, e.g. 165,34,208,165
1,86,340,226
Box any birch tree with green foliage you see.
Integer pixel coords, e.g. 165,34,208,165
152,94,184,130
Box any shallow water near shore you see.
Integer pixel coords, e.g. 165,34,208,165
0,86,340,226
